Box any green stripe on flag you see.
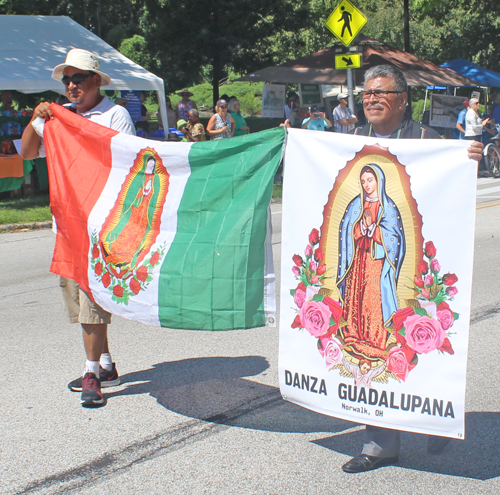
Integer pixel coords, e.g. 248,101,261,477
158,127,285,330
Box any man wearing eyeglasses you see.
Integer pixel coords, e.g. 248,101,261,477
340,65,483,473
21,49,135,408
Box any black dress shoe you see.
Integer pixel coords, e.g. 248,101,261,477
427,436,451,455
342,454,398,473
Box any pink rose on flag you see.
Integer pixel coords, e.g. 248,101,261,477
424,274,434,286
431,258,441,272
305,244,313,257
437,309,454,330
309,260,317,271
292,266,300,276
404,314,446,354
299,300,331,338
294,288,307,308
447,286,458,297
387,346,412,381
319,336,343,366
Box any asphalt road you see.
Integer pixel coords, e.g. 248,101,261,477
1,180,500,495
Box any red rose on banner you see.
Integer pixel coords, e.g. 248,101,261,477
323,296,343,334
418,260,429,274
102,272,111,288
437,301,450,311
442,273,458,286
424,241,436,259
317,264,326,275
414,276,424,288
387,347,412,381
393,306,415,333
92,244,99,259
113,285,124,297
291,314,302,329
439,337,455,355
309,228,320,245
314,248,324,262
95,262,103,276
130,278,141,295
150,251,160,266
292,254,303,267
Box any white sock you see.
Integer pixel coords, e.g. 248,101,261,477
100,353,113,371
84,360,100,376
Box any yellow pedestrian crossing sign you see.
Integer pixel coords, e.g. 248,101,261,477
335,52,362,69
325,0,367,47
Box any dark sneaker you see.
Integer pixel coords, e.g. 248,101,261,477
81,372,104,407
68,363,120,392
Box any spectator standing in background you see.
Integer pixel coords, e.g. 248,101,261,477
465,98,489,141
176,89,197,121
207,99,234,140
455,99,468,139
333,93,357,133
301,106,332,131
228,99,250,136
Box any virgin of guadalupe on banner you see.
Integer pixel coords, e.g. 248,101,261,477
289,144,460,388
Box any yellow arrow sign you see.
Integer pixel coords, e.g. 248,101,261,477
335,53,362,69
325,0,367,47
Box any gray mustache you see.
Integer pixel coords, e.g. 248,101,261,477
366,103,384,110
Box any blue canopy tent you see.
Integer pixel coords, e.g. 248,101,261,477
440,58,500,87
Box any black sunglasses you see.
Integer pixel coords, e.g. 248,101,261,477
61,72,95,86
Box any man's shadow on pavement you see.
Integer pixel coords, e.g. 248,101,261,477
108,357,500,480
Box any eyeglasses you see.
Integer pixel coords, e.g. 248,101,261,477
61,72,94,86
360,90,401,100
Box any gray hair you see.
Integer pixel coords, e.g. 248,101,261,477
227,99,240,113
188,108,199,117
364,65,408,93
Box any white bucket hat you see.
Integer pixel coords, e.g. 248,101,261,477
52,48,111,86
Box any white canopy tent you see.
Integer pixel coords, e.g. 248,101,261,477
0,15,169,130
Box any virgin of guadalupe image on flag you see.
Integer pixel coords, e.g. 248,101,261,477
279,129,476,439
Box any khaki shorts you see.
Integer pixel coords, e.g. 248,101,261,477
59,276,112,325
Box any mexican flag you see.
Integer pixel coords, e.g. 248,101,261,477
37,104,284,330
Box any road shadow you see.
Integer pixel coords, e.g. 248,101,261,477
313,411,500,481
107,356,356,434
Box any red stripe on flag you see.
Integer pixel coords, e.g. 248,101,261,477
44,103,119,295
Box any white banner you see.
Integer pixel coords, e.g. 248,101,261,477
279,129,476,439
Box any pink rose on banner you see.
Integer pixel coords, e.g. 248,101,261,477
309,260,317,271
447,286,458,297
294,288,307,308
387,346,412,382
424,274,434,286
421,289,430,299
292,266,300,276
299,300,331,338
319,336,343,367
431,258,441,272
311,275,319,284
437,309,454,330
404,314,446,354
305,244,313,257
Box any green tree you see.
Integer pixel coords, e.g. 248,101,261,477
140,0,310,106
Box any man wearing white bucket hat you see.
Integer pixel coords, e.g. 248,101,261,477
21,48,136,408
